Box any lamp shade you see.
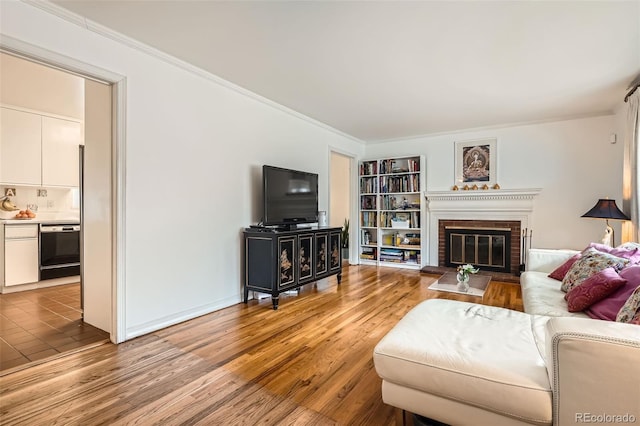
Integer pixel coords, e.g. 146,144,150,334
581,199,630,220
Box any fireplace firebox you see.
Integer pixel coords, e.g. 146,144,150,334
444,226,511,273
438,219,521,275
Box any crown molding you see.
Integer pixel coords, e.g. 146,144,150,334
20,0,365,145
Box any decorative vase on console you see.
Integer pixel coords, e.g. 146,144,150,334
456,264,479,292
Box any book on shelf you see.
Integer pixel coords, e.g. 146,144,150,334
360,161,378,176
360,246,377,260
379,174,419,193
379,158,420,174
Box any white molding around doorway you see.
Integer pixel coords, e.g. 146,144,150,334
1,34,127,344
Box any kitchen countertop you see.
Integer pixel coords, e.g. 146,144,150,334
2,218,80,225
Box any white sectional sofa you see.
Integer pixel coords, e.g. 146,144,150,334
373,248,640,426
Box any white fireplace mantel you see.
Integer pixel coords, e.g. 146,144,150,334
425,188,542,208
423,188,542,266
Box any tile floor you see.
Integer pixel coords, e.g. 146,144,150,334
0,283,109,372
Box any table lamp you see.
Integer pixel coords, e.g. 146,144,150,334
581,199,630,247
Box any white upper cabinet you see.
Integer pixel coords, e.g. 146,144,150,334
42,116,82,187
0,107,83,187
0,108,42,185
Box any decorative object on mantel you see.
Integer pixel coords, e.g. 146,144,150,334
454,138,497,188
493,183,501,189
456,264,479,292
463,184,470,190
581,198,630,247
482,184,489,190
471,184,478,190
452,185,459,191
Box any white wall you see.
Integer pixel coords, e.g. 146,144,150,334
364,115,625,250
0,1,364,339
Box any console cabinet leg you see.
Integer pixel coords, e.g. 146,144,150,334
271,296,279,310
244,286,249,303
337,273,342,284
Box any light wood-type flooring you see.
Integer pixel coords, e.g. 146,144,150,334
0,265,522,425
0,283,110,372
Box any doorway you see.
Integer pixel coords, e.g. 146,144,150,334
0,50,119,372
330,151,353,262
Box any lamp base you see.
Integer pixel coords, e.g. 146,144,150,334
601,224,614,247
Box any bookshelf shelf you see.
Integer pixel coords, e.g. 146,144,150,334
358,155,426,269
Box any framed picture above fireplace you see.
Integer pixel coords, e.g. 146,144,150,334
454,138,497,187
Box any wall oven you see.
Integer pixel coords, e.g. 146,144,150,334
40,224,81,280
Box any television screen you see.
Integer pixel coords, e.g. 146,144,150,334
263,165,318,227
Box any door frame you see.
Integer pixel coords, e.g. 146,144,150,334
1,34,127,343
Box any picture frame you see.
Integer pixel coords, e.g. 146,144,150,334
454,138,497,186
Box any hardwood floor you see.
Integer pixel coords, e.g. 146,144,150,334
0,266,522,425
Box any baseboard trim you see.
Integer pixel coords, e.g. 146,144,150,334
124,294,241,340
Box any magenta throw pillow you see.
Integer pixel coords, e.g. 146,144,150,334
548,253,581,281
565,267,627,312
586,265,640,320
589,242,640,264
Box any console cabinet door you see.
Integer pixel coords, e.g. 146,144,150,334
0,108,42,185
278,236,296,289
42,116,83,187
329,231,342,273
315,233,328,277
298,234,314,283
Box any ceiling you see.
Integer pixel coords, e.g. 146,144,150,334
51,1,640,142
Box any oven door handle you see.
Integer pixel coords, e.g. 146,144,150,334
41,226,81,233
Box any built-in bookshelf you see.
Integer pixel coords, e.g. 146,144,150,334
358,155,426,269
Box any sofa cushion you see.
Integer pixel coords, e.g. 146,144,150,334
564,267,627,312
617,286,640,324
373,299,553,425
526,249,580,274
521,271,589,318
561,248,629,293
586,266,640,321
548,253,581,281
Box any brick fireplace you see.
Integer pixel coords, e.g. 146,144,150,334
425,188,541,274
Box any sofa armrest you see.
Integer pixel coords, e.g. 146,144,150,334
526,249,580,273
545,317,640,426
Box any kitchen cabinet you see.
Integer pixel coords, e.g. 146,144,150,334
0,108,42,185
4,224,39,286
0,107,83,187
42,116,82,187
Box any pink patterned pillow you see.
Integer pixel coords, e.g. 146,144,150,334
565,268,627,312
548,253,581,281
561,248,629,293
586,265,640,320
589,242,640,264
616,285,640,324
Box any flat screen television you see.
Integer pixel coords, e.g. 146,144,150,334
263,165,318,228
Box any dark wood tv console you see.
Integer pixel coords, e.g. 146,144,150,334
243,226,342,309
